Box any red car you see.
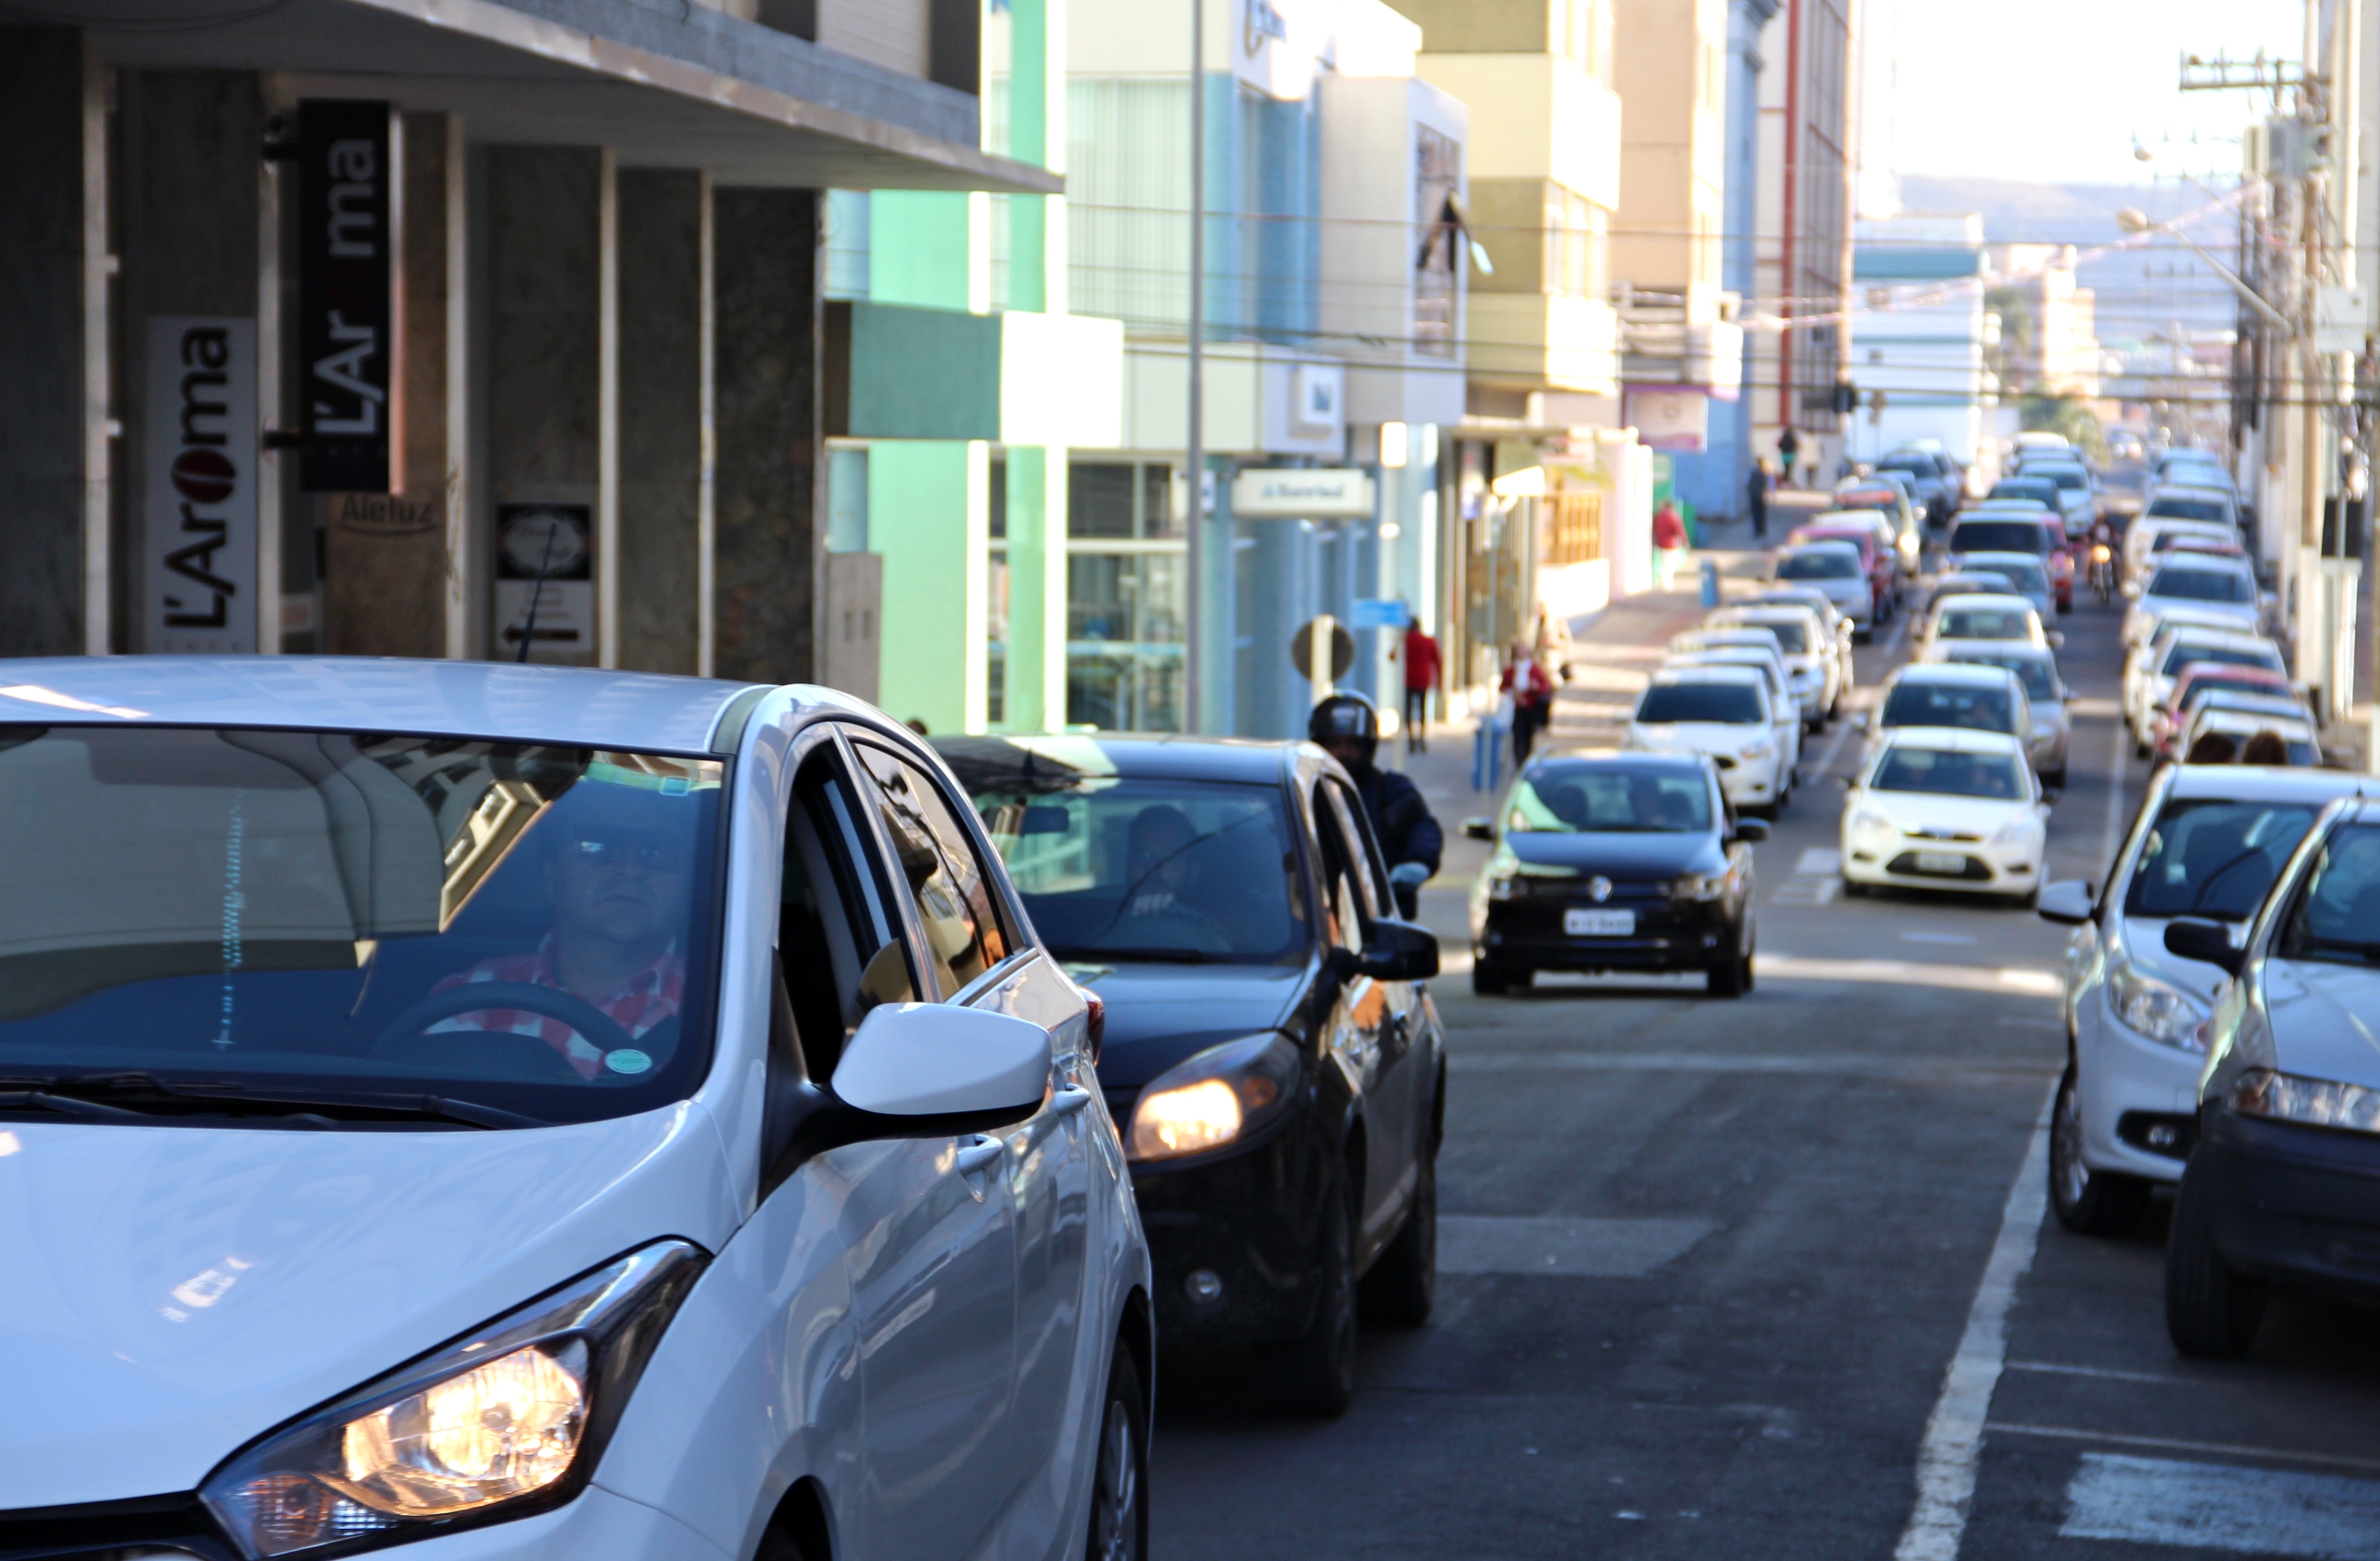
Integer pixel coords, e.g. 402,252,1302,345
2150,664,2299,761
1787,522,1898,623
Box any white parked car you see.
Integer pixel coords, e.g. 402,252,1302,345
2125,504,2237,586
1745,588,1857,696
1921,592,2053,651
1840,728,2048,904
1661,647,1803,778
1705,604,1840,727
2122,556,2262,648
2036,767,2380,1232
0,658,1151,1561
1773,540,1875,639
1625,667,1793,815
2125,624,2288,751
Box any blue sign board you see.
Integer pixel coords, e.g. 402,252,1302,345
1348,598,1410,630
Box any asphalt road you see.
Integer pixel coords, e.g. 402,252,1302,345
1147,572,2380,1561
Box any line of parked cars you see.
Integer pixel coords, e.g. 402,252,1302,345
0,657,1452,1561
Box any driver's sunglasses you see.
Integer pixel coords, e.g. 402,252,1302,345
567,833,691,872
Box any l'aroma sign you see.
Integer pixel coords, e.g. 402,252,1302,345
298,99,400,493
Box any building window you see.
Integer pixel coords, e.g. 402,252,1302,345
1067,459,1184,731
825,190,870,301
1544,490,1604,566
1546,187,1605,300
1413,127,1461,358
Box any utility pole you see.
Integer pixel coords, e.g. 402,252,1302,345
1184,0,1205,734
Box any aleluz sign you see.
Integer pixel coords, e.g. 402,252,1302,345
298,99,398,493
144,318,258,652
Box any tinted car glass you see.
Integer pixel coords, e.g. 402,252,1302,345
974,777,1307,965
1872,747,2024,800
2031,466,2088,491
1948,521,2051,556
2147,567,2254,604
1507,764,1712,834
0,727,724,1124
1991,480,2060,505
1733,619,1809,653
2159,642,2284,676
1779,550,1858,580
1968,559,2049,595
2149,498,2230,523
1637,683,1765,724
2124,798,2323,920
1936,606,2033,641
1949,653,2058,703
2279,825,2380,964
852,743,1012,998
1880,681,2016,734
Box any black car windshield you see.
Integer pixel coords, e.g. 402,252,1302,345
1880,681,2016,734
0,727,724,1126
967,774,1308,965
1507,763,1712,834
2148,567,2254,604
1948,522,2050,555
2127,798,2323,921
2161,642,2284,677
2150,499,2230,523
2280,825,2380,963
1779,550,1858,581
1872,747,2025,800
1637,683,1765,724
1949,654,2058,704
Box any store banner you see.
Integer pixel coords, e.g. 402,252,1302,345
298,98,398,493
143,317,258,653
1231,467,1375,520
1623,389,1710,454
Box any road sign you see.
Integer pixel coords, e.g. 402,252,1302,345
1291,617,1355,682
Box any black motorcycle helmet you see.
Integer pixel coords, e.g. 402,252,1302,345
1308,691,1380,769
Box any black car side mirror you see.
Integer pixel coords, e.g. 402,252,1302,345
1349,917,1441,983
2164,917,2246,977
1733,817,1771,843
1462,816,1496,842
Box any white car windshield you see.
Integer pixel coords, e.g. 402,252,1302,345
1935,607,2032,641
1779,551,1858,581
1949,654,2058,704
2148,567,2254,604
2127,798,2324,921
2160,642,2284,677
0,727,725,1125
1727,620,1809,654
1505,763,1713,834
2279,825,2380,965
2149,498,2231,523
1881,681,2016,734
1638,684,1765,724
1872,747,2026,800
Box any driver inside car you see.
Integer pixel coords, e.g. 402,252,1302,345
430,785,693,1078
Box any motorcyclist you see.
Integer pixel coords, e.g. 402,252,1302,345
1308,692,1443,920
2085,513,2118,602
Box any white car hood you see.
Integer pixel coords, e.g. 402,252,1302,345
0,1105,736,1507
1861,791,2031,837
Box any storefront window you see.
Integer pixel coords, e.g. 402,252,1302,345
1065,459,1185,731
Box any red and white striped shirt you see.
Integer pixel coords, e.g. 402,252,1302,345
430,938,685,1079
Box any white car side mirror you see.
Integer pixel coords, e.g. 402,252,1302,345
833,1002,1050,1117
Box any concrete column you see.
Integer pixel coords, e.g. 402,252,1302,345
324,112,455,657
713,187,825,684
1000,446,1068,731
488,146,602,665
872,440,988,732
616,168,704,676
0,27,92,657
118,69,263,654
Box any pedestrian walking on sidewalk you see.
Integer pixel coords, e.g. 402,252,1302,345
1652,499,1688,588
1500,642,1555,767
1776,426,1802,488
1746,458,1772,540
1394,619,1441,754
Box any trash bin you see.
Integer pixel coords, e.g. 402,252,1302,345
1699,558,1721,608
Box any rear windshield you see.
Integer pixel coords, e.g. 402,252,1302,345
2126,797,2323,921
2149,498,2230,523
2160,642,2284,677
1779,550,1858,580
1936,605,2034,641
1991,481,2060,504
2031,466,2088,491
1637,683,1765,724
1879,457,1935,477
1927,577,2011,612
1872,747,2025,800
1880,681,2016,734
1507,764,1713,834
1948,653,2058,703
1949,521,2049,556
1968,560,2048,594
0,727,725,1127
965,775,1308,966
2148,567,2254,604
2280,825,2380,964
1733,619,1810,654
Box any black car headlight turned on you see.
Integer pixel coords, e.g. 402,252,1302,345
1669,871,1730,903
2228,1069,2380,1135
200,1240,707,1557
1128,1033,1303,1162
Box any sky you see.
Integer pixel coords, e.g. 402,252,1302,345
1862,0,2312,194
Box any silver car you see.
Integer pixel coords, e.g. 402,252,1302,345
1773,540,1874,639
1953,550,2055,624
1937,643,2071,787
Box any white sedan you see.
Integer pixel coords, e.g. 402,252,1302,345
1625,666,1792,815
1840,728,2049,905
0,657,1151,1561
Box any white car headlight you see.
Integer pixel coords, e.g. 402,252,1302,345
2228,1069,2380,1133
1128,1032,1302,1162
1740,741,1774,761
201,1241,705,1556
1847,806,1892,834
2107,960,2209,1050
1989,817,2041,847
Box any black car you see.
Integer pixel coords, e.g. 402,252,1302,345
934,735,1442,1416
1463,752,1767,996
2164,797,2380,1358
1877,449,1961,528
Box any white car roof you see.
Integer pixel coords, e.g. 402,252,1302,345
1878,727,2027,757
1958,551,2047,570
1712,606,1821,627
1678,628,1781,648
1890,662,2019,688
1650,664,1765,686
2162,767,2378,803
2149,623,2277,653
1932,593,2040,614
0,657,769,754
2193,710,2314,737
1945,641,2055,665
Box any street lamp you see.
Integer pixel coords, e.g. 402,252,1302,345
2115,207,2291,331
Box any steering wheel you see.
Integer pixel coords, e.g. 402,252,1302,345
374,982,636,1059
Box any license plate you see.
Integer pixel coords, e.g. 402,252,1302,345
1914,851,1968,874
1565,909,1634,937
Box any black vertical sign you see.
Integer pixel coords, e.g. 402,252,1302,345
298,100,394,492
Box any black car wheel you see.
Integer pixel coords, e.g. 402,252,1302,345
1471,960,1510,995
1268,1183,1358,1417
2165,1154,2267,1359
1085,1339,1148,1561
2049,1065,2149,1235
1707,932,1748,998
1361,1145,1436,1327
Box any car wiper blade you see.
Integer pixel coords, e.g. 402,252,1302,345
0,1089,160,1121
20,1072,545,1129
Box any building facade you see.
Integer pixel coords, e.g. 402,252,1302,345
1852,211,1991,466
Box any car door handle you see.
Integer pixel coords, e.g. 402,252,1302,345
954,1135,1005,1175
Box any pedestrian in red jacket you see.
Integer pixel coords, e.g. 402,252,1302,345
1396,622,1441,754
1500,643,1555,766
1652,500,1688,588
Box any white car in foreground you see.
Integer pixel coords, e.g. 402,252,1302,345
1626,666,1793,815
2036,767,2380,1232
1839,728,2048,904
0,658,1151,1561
